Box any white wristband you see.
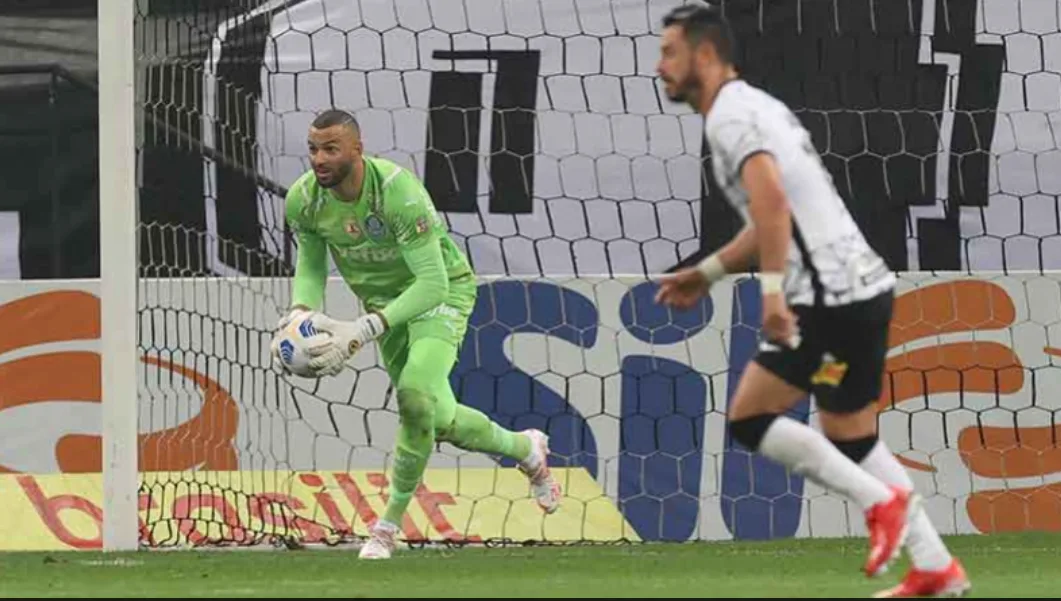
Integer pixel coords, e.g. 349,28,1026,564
696,253,727,283
759,272,785,296
363,312,387,338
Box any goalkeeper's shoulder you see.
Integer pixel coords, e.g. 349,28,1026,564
366,155,411,181
370,157,429,202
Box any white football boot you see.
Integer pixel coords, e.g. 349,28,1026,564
358,520,399,560
517,429,562,514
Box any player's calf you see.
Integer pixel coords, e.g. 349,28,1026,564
831,440,956,580
728,362,912,577
822,407,957,577
730,412,915,578
377,387,437,533
361,387,434,560
433,404,561,514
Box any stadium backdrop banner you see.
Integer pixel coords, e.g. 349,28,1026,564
2,0,1059,277
0,272,1059,549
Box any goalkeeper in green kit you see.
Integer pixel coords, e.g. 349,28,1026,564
270,109,561,559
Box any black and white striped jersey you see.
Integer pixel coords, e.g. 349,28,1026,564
705,79,896,307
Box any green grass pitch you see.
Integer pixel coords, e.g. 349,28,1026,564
1,532,1057,597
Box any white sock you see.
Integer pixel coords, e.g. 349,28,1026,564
758,416,894,509
859,440,953,571
520,432,543,471
375,519,400,533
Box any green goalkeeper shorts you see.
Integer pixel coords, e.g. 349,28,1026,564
376,282,477,381
375,283,476,431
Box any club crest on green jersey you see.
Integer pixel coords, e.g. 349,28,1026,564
344,220,361,238
365,214,387,239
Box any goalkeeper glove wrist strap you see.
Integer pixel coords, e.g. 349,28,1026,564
369,310,389,332
344,312,388,354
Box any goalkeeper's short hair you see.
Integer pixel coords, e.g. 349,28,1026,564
312,108,360,134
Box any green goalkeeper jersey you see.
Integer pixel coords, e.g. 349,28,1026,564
284,155,476,328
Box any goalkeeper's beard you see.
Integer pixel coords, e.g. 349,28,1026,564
315,161,353,189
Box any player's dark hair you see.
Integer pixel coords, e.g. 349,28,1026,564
661,2,736,64
312,109,360,134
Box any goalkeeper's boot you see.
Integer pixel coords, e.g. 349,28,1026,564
518,429,562,514
865,487,918,578
873,559,971,598
358,520,399,560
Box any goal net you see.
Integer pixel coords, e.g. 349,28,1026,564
94,0,1061,550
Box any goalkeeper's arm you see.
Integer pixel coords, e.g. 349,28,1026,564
305,167,450,376
290,229,329,312
271,227,328,372
312,240,448,340
275,228,328,331
306,240,448,376
377,241,448,329
281,179,328,318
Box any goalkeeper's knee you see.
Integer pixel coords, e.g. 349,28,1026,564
395,387,435,435
395,339,452,434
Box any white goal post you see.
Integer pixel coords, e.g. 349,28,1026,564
97,0,141,552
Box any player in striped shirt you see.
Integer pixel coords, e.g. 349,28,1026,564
654,4,969,597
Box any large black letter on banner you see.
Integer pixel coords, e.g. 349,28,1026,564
672,0,1000,273
426,50,540,214
424,71,482,213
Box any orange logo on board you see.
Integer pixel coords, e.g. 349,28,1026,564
880,279,1061,533
0,290,239,473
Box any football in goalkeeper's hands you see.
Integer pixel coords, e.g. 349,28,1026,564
276,314,326,378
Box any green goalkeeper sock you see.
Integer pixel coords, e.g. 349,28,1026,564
382,388,436,526
439,404,533,464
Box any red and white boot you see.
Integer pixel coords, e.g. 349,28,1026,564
518,429,562,514
864,487,919,578
873,559,972,598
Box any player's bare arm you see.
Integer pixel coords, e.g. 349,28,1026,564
741,152,797,346
655,225,756,309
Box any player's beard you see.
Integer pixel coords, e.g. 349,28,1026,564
315,160,353,188
663,70,702,109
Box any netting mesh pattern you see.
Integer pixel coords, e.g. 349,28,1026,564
130,272,1061,546
126,0,1061,547
250,0,1061,275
